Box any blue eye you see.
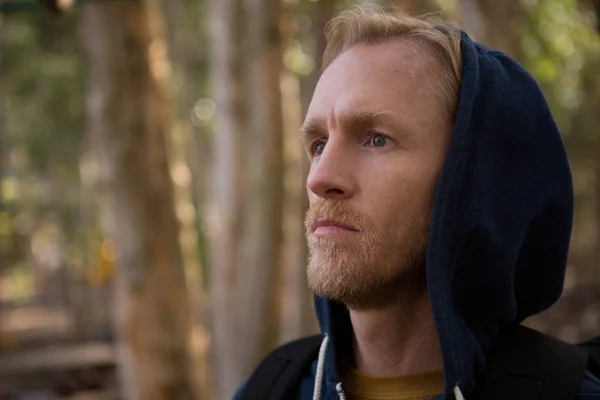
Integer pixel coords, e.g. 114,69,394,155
314,141,326,155
371,134,387,147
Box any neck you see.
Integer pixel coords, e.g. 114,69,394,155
349,282,442,376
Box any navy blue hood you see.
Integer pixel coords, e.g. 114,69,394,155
314,32,574,399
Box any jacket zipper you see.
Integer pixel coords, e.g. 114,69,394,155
336,382,347,400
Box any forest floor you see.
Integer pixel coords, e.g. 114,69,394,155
0,306,117,400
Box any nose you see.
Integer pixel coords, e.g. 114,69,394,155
306,142,356,201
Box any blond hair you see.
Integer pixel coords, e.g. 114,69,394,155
322,6,463,117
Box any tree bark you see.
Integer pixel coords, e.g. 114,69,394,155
0,18,4,333
207,0,246,398
458,0,523,58
0,17,5,276
0,17,4,207
241,0,285,357
77,1,196,399
163,0,209,274
162,0,204,296
163,1,210,397
208,0,285,397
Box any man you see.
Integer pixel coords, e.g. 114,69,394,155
235,6,600,400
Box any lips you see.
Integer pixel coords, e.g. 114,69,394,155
312,219,358,233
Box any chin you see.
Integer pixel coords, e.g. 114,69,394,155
307,254,385,304
307,248,428,310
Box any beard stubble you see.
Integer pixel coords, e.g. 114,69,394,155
305,200,431,310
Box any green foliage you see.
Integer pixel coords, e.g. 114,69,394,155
3,13,84,176
285,38,314,75
0,0,106,14
521,0,600,135
0,0,45,14
8,264,35,304
520,0,600,265
1,12,84,272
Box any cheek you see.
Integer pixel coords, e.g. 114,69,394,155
356,166,411,222
358,156,438,221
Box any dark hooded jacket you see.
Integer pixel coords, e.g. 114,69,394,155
234,32,600,400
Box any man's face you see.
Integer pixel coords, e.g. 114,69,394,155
303,39,452,309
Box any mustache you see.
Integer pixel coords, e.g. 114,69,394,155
304,201,371,233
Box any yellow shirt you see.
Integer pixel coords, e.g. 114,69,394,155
343,368,445,400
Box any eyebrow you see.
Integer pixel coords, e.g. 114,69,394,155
299,118,327,141
300,110,395,140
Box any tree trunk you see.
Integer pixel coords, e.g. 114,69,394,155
241,0,285,357
0,17,5,282
163,1,210,397
77,1,196,399
208,0,285,397
0,17,4,209
207,0,247,398
0,19,4,332
163,0,208,289
458,0,523,58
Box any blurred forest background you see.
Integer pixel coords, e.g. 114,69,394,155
0,0,598,399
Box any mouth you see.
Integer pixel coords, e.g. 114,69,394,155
312,219,359,236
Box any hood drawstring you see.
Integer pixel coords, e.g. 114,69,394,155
335,382,347,400
313,335,329,400
454,385,465,400
312,334,463,400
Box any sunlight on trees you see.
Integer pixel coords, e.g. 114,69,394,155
0,0,598,398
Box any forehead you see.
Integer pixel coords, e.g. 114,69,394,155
307,39,442,122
